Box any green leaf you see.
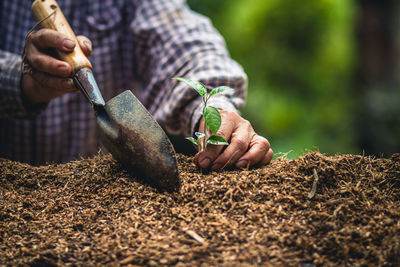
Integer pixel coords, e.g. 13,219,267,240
207,135,229,146
195,132,206,139
209,86,234,98
203,106,221,135
186,137,201,147
173,77,207,97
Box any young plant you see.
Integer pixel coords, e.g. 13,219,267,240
174,77,234,151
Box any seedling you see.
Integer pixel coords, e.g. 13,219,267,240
174,77,234,151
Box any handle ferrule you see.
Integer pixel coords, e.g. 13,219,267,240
73,68,105,107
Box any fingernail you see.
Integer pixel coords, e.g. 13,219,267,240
236,160,248,168
83,40,92,53
199,157,211,169
63,39,75,50
211,163,222,170
63,78,74,89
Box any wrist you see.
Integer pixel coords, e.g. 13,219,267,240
21,74,47,104
20,74,49,112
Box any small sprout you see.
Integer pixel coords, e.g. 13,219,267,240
174,77,234,153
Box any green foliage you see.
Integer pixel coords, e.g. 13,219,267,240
203,106,221,135
209,86,233,98
174,77,231,150
174,77,207,97
207,135,229,146
188,0,357,158
185,137,201,147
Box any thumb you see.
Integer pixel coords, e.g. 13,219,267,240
76,35,92,57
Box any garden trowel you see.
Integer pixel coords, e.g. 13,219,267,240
31,0,180,192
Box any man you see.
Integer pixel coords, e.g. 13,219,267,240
0,0,273,170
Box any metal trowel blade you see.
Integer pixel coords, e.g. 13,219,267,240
96,90,180,192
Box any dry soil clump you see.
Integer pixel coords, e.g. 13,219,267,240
0,152,399,266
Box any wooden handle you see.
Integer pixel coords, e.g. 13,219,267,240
31,0,92,74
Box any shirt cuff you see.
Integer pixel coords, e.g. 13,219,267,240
0,51,47,118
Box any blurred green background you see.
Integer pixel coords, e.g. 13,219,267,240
187,0,400,158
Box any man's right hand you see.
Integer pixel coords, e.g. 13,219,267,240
22,29,92,104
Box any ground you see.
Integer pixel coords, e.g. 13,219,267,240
0,152,399,266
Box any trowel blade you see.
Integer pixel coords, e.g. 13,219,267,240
96,90,180,192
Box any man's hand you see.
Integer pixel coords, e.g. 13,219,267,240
22,29,92,104
194,110,273,170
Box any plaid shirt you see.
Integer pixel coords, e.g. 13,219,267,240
0,0,247,165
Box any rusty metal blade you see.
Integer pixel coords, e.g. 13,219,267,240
95,90,180,192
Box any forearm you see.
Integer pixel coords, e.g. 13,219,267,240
0,50,46,119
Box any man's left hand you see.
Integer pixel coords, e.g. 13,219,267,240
194,110,273,170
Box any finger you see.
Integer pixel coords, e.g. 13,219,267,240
195,117,235,169
211,120,253,170
22,72,76,104
32,71,77,95
30,29,75,51
26,45,71,76
77,35,92,57
235,135,271,168
260,148,274,166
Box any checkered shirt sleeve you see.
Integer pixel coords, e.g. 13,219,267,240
0,51,48,118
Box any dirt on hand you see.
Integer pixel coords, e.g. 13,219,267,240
0,152,399,266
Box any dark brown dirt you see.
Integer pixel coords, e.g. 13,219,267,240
0,152,399,266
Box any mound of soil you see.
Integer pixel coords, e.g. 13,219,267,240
0,152,399,266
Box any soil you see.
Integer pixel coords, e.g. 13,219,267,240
0,152,399,266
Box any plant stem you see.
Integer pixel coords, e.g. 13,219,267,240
202,96,208,151
203,120,207,151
